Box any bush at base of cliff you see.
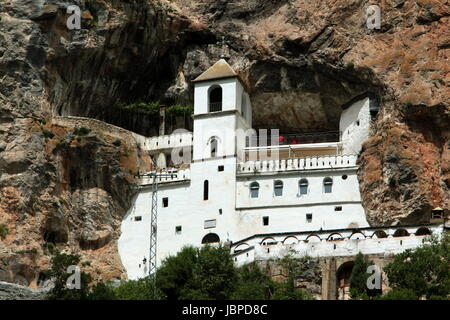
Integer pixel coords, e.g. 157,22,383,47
271,281,314,300
377,288,418,300
46,251,93,300
112,278,166,300
383,233,450,300
156,245,236,300
230,263,275,300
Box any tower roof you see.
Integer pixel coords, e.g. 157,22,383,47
192,59,238,83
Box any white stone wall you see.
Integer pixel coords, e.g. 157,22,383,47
194,78,238,114
145,132,193,152
340,98,371,154
232,225,444,265
118,158,239,279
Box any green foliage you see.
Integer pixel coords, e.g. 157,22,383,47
190,244,236,300
116,101,193,117
117,102,160,115
349,252,379,299
156,245,236,300
377,288,418,300
46,251,92,300
73,127,91,136
230,263,274,300
346,61,354,68
0,224,9,239
271,281,314,300
166,104,194,116
47,245,319,300
384,233,450,299
270,251,316,300
88,282,117,300
41,128,55,139
44,241,56,255
156,246,198,300
114,278,166,300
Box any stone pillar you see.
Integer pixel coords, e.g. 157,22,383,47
321,258,337,300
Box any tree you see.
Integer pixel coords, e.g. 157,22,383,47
377,288,417,300
46,251,92,300
384,233,450,299
113,277,165,300
156,246,198,300
270,251,315,300
190,244,236,300
349,252,380,299
230,263,274,300
156,244,236,300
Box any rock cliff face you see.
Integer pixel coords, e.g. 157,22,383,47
0,0,448,285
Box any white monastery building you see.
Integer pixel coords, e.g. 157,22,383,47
118,60,446,280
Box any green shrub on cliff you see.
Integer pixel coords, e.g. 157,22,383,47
0,224,9,239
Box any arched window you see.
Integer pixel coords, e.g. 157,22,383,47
209,86,222,112
274,180,283,197
323,177,333,193
372,230,387,239
210,137,218,157
250,182,259,198
416,227,431,236
203,180,209,200
299,178,308,195
202,233,220,244
393,229,409,237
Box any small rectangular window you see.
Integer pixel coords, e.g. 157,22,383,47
219,209,222,215
218,165,224,172
204,219,216,229
263,216,269,226
306,213,312,223
134,216,142,221
175,226,182,235
162,197,168,207
335,206,342,211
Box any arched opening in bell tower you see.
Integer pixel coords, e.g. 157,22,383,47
209,85,223,112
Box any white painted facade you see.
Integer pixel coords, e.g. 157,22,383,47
117,61,442,280
340,98,371,155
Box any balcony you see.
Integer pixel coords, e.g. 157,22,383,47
243,131,341,161
246,131,341,147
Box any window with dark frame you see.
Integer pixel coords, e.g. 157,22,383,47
162,197,168,207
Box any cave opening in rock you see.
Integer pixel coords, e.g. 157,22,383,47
43,230,67,244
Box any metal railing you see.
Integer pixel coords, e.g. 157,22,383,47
245,131,341,147
209,102,222,112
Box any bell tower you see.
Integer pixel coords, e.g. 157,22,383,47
191,59,252,161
